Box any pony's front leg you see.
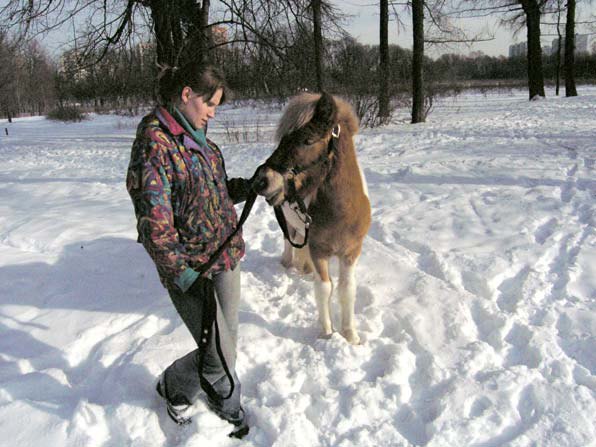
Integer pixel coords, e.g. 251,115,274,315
338,258,360,345
281,237,294,269
294,245,314,274
312,257,333,338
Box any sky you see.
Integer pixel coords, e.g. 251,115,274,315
339,0,596,58
339,0,520,58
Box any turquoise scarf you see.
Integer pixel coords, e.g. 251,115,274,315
173,106,208,148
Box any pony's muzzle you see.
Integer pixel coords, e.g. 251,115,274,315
253,167,285,206
252,175,268,194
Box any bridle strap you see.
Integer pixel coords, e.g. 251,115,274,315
273,204,310,249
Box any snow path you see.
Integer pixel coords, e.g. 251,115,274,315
0,88,594,446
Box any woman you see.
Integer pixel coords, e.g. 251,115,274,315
126,64,252,439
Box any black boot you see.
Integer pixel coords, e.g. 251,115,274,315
207,373,249,438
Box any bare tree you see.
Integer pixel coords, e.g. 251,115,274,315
0,32,56,118
541,0,596,97
408,0,494,123
555,0,564,95
312,0,324,90
520,0,547,98
0,0,345,99
412,0,425,123
564,0,578,96
456,0,553,99
0,31,18,121
379,0,391,120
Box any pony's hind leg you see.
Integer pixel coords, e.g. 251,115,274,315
338,257,360,345
312,257,333,338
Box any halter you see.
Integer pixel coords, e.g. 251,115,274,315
273,123,341,248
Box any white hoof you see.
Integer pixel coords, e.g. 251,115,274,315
281,257,293,269
341,329,361,345
297,260,313,275
318,329,334,339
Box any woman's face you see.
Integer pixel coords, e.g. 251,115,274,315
178,87,223,129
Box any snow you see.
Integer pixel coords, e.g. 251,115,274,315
0,87,595,447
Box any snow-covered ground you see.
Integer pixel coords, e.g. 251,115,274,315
0,87,594,447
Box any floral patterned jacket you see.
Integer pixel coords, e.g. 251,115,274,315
127,107,249,292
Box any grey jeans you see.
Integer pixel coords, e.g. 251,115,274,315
163,266,241,408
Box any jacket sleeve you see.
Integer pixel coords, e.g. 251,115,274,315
127,128,199,292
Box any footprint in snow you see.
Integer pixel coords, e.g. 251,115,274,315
496,265,531,313
534,218,558,245
468,395,492,418
470,301,507,350
560,181,576,203
503,323,542,369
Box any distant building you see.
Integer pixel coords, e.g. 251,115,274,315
510,34,595,58
509,42,527,58
551,37,558,54
572,34,594,54
545,34,594,57
212,26,228,46
58,50,88,81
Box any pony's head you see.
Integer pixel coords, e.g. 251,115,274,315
254,92,340,206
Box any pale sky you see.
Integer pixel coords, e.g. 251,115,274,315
340,0,596,58
339,0,518,58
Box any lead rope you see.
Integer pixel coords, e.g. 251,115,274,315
157,115,258,401
195,189,258,401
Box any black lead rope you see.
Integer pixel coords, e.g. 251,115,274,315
196,189,258,401
195,122,340,400
157,121,259,402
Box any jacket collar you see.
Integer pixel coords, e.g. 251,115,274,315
172,106,208,148
155,106,210,150
155,106,186,136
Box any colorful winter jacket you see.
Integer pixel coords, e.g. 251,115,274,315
127,106,248,292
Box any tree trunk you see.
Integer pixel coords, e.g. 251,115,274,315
411,0,425,123
194,0,211,62
378,0,390,120
312,0,324,91
565,0,578,96
151,1,175,69
150,0,211,99
201,0,211,35
521,0,546,99
555,0,562,96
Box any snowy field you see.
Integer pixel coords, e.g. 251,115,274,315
0,87,594,447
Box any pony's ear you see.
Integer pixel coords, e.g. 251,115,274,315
311,92,337,133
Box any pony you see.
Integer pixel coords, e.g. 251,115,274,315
254,92,371,344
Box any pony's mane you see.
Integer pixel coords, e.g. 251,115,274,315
275,93,360,142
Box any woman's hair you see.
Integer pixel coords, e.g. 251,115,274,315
158,62,228,105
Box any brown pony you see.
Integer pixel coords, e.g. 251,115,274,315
254,92,371,344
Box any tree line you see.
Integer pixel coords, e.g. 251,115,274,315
0,32,55,121
1,0,594,125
